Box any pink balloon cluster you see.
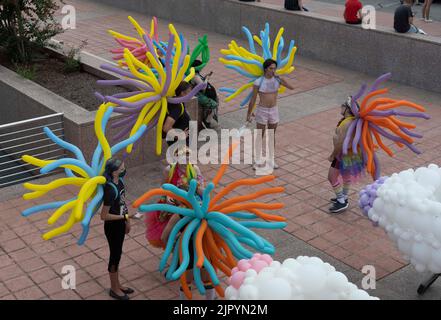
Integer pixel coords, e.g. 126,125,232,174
229,253,273,289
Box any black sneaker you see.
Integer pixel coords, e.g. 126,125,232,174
329,200,349,213
330,198,348,204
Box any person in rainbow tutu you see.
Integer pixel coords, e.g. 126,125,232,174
328,97,364,213
144,146,217,299
327,73,429,214
145,146,205,249
144,147,214,300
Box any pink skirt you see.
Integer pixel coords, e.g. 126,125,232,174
145,211,171,249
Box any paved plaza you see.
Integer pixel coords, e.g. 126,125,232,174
1,0,441,300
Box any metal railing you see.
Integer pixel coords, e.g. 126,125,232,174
0,113,65,188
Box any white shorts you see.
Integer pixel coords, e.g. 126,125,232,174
255,105,279,125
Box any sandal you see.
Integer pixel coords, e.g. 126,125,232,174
121,287,135,295
109,289,129,300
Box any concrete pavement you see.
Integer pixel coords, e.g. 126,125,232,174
1,0,441,299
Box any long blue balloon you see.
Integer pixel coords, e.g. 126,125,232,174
240,90,254,107
80,185,104,229
64,168,75,177
78,185,104,245
44,127,86,163
208,220,252,259
192,234,221,290
238,221,287,229
171,219,200,279
242,26,256,54
192,236,206,294
227,212,258,219
186,180,203,219
207,212,265,249
237,236,275,254
41,158,95,177
166,239,181,280
77,192,103,245
153,40,167,56
159,216,193,271
219,88,236,94
208,221,247,259
139,203,195,218
202,251,220,285
225,55,262,67
225,65,256,79
21,198,75,216
111,125,148,154
276,38,284,66
96,124,148,170
162,183,189,200
280,40,295,68
201,182,214,215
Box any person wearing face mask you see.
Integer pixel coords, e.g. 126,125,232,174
101,158,137,300
247,59,294,170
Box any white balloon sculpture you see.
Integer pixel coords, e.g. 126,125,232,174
225,254,378,300
361,164,441,273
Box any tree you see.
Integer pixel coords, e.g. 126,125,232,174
0,0,64,64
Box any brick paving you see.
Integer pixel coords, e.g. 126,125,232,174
1,0,441,299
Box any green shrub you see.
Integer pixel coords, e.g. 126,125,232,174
64,40,88,73
15,64,36,80
0,0,64,64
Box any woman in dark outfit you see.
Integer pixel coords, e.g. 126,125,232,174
162,81,192,147
101,158,136,300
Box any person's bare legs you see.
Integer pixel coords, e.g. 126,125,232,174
202,269,216,300
254,122,266,167
328,166,343,201
423,0,433,21
109,268,124,296
267,122,278,168
116,271,130,291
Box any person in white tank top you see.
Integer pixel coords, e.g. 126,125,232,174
253,76,281,94
246,59,294,171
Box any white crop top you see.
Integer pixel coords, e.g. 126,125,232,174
254,76,281,93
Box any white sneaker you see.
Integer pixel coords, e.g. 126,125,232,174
252,161,264,170
424,19,433,23
133,211,143,219
269,161,279,169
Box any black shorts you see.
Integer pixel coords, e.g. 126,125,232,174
166,136,190,147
